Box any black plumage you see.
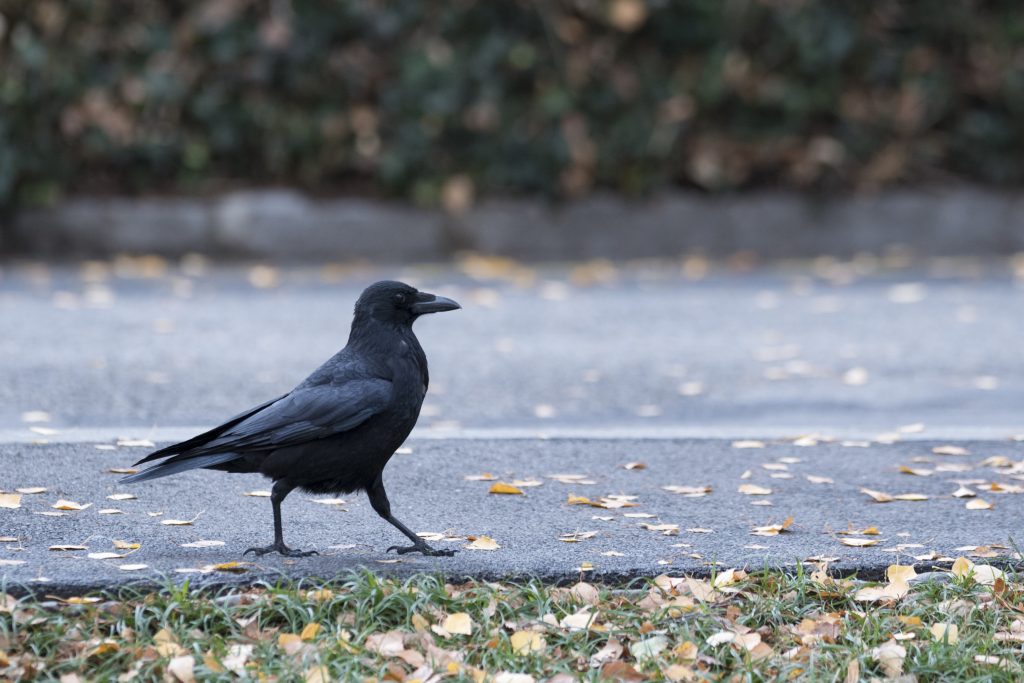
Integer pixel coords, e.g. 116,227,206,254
121,281,461,557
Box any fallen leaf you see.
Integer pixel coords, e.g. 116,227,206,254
106,493,137,501
49,544,89,551
300,623,321,641
117,439,155,448
98,509,123,514
952,486,976,498
181,540,225,548
739,484,772,496
87,552,126,560
118,563,149,571
623,462,647,470
871,640,907,678
898,466,932,476
442,612,473,636
806,475,834,485
243,491,271,497
464,473,497,481
489,482,525,495
706,631,735,646
52,499,90,511
966,499,993,510
510,630,546,654
108,468,137,474
732,440,765,449
840,538,879,547
309,498,346,506
933,445,969,456
222,644,253,675
751,517,793,537
630,635,668,661
161,515,200,526
15,487,47,494
663,485,712,497
0,494,22,509
278,633,304,655
167,654,196,683
465,535,500,551
113,540,140,550
929,623,959,644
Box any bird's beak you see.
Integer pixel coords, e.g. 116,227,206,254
410,292,461,315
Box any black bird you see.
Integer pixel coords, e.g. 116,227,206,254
121,281,461,557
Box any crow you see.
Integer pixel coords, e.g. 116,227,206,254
121,280,461,558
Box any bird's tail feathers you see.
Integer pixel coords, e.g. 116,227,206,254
120,452,241,484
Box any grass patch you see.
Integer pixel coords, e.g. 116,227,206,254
2,562,1023,681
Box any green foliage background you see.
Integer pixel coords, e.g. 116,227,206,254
2,0,1023,208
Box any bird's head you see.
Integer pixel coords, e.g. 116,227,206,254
354,281,461,325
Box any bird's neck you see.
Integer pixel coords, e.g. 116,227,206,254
347,314,420,355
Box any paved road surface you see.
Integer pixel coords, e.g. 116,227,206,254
1,259,1022,592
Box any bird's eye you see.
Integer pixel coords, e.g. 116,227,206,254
393,293,407,304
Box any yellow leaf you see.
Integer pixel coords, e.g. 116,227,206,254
155,629,186,658
930,623,959,643
489,482,525,495
510,630,546,654
465,535,500,551
442,612,473,636
52,499,90,511
861,488,894,502
300,623,321,641
88,640,120,657
0,494,22,509
887,565,917,585
966,499,993,510
738,484,772,496
113,540,140,550
567,495,592,505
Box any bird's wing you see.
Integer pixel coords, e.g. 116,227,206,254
133,393,288,465
186,378,392,455
132,378,391,469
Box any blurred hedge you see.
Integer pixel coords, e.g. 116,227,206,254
2,0,1024,209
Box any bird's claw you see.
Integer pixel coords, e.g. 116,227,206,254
386,544,456,557
242,543,318,558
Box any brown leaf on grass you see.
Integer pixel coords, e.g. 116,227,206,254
589,638,624,667
364,631,405,656
167,655,195,683
489,482,524,495
871,640,907,678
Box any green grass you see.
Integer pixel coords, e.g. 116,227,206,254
2,565,1023,682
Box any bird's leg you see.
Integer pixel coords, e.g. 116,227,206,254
243,480,318,558
368,478,455,557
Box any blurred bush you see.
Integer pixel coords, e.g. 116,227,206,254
2,0,1023,209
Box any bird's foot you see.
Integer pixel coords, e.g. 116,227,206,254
243,543,318,558
386,543,456,557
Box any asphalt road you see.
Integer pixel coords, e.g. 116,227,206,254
3,438,1023,594
1,259,1022,592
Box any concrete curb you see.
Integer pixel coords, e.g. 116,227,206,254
9,186,1024,261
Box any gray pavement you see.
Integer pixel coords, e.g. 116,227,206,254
1,259,1023,593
